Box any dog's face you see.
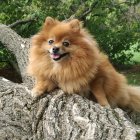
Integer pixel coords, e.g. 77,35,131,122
41,17,91,62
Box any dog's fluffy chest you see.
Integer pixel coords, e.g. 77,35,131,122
58,78,90,93
49,64,95,93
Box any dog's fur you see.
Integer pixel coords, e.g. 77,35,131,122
27,17,140,112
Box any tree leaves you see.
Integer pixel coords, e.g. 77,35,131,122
0,0,139,65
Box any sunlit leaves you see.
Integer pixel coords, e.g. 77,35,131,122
0,0,139,65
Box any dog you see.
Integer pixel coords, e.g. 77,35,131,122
27,17,140,112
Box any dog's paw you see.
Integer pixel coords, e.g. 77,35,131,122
104,104,111,109
31,88,44,98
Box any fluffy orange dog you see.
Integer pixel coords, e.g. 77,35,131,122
27,17,140,111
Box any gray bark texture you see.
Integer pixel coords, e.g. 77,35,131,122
0,24,140,140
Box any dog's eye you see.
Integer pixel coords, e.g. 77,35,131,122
63,41,70,47
48,39,54,45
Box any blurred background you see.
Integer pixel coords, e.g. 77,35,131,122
0,0,140,84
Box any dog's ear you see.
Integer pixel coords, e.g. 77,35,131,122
44,17,56,29
69,19,80,32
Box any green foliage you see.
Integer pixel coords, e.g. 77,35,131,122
86,1,140,65
126,73,140,85
0,0,139,66
0,42,16,68
136,132,140,140
0,0,64,37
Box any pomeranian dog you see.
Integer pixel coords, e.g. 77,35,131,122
27,17,140,111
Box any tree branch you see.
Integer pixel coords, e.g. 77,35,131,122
78,1,99,19
69,0,99,20
0,24,33,87
8,18,36,28
0,77,139,140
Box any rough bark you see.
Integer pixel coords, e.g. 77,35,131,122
0,24,140,140
0,24,33,87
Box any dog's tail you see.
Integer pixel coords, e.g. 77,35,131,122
126,86,140,112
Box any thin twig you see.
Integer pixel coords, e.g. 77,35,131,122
8,18,35,28
68,0,99,20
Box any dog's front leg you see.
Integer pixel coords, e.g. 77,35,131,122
90,79,109,106
31,78,56,97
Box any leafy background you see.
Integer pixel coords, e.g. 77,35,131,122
0,0,140,83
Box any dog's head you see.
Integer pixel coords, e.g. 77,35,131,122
32,17,98,63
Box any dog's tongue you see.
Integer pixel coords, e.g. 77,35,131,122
51,54,60,59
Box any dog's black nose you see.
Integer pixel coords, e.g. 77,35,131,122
52,47,59,53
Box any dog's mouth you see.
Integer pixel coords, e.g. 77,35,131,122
50,53,69,61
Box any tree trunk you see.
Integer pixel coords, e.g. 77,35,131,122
0,24,140,140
